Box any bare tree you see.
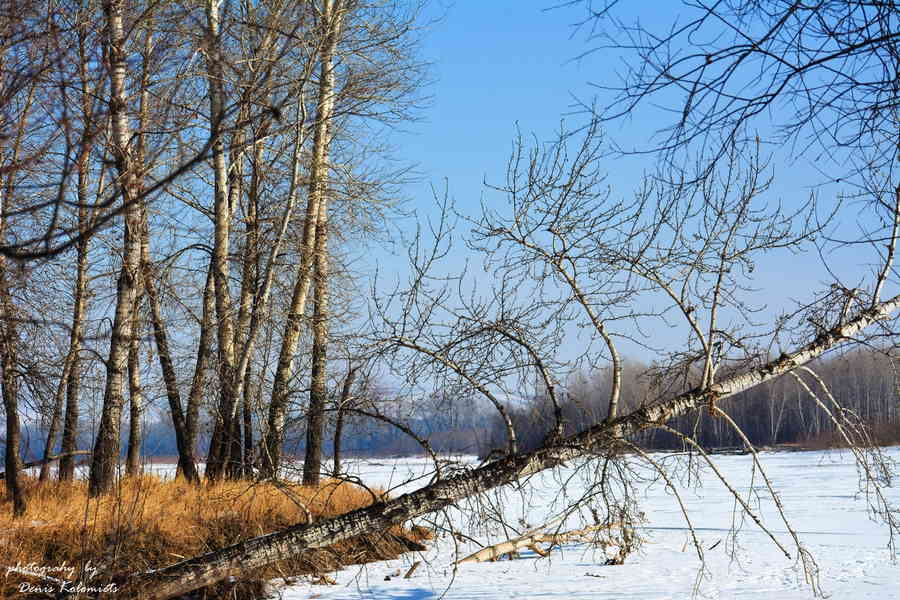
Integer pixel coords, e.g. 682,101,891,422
567,0,900,442
185,266,215,467
262,0,345,480
58,13,104,480
0,0,61,513
199,0,241,481
261,0,427,479
331,361,359,476
202,0,322,480
87,0,152,496
578,1,900,173
125,284,900,598
0,226,24,516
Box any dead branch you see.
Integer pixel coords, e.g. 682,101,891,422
0,450,91,480
403,561,421,578
454,520,623,564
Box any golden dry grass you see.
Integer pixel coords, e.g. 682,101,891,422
0,474,431,599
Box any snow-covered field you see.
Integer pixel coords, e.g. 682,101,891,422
275,447,900,600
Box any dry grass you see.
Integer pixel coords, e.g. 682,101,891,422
0,474,432,599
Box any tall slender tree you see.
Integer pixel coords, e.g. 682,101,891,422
88,0,145,497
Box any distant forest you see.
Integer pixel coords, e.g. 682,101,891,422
490,348,899,454
25,347,897,462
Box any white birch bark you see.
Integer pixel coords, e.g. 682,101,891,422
88,0,143,497
262,0,344,477
203,0,241,480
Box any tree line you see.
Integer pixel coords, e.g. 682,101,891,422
22,344,895,461
486,349,900,453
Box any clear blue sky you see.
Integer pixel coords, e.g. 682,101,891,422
396,2,607,215
366,1,884,363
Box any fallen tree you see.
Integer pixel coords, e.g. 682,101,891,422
120,294,900,599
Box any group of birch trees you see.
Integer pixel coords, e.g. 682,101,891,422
0,0,426,512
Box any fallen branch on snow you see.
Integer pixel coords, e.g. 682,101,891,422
455,520,624,564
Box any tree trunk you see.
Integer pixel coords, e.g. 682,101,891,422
223,109,248,480
303,201,331,486
234,130,258,478
126,307,143,476
332,366,357,476
88,0,143,497
4,451,92,480
227,404,243,479
242,368,254,477
204,0,240,482
121,293,900,599
38,357,70,482
137,72,198,481
0,23,36,515
0,138,23,514
59,143,93,482
145,262,200,483
262,0,344,478
186,265,215,463
123,0,159,481
60,0,100,485
59,234,88,482
0,267,24,517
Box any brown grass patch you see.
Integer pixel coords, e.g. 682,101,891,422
0,475,430,599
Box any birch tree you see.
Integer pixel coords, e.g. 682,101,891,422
200,0,242,481
0,130,25,516
57,5,104,481
198,0,319,479
258,0,428,481
0,0,50,515
262,0,345,479
87,0,147,497
2,0,895,596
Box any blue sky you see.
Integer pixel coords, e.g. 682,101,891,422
395,2,598,211
364,1,885,363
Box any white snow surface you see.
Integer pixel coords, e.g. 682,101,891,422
272,447,900,600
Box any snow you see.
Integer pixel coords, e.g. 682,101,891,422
275,447,900,600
